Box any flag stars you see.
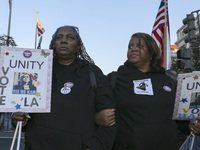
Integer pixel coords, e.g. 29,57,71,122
180,98,188,103
193,75,199,80
35,92,41,97
15,104,21,110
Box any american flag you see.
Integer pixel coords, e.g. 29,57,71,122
151,0,171,69
37,16,45,37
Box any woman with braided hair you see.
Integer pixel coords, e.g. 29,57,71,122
12,25,116,150
49,25,94,64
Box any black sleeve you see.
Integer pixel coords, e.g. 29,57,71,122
85,65,117,150
176,120,191,135
93,65,116,112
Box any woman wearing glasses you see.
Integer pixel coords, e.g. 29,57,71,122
12,26,116,150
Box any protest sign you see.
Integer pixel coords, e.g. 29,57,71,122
173,71,200,120
0,46,53,112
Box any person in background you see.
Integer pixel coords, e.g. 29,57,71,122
4,112,13,132
12,25,116,150
96,32,179,150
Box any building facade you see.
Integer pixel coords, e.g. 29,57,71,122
175,14,200,49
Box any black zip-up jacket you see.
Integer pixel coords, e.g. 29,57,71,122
24,59,116,150
111,61,179,150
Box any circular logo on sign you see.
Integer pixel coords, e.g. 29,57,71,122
163,86,172,92
23,50,32,58
60,87,71,94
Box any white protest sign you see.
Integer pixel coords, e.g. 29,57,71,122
0,46,53,112
173,72,200,120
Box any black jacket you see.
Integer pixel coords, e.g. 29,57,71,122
110,61,179,150
24,59,116,150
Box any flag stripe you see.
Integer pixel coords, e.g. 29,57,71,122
37,26,44,35
152,20,165,31
154,15,165,27
155,9,165,21
151,0,171,69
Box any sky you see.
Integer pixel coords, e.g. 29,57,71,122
0,0,200,74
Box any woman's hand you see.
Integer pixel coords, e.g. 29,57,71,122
189,119,200,135
11,112,30,127
95,109,115,126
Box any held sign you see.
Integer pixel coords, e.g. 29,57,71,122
173,72,200,120
0,46,53,113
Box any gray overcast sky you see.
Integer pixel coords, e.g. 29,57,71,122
0,0,199,74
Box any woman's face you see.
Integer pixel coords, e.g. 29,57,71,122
55,27,80,62
127,36,150,72
23,74,30,83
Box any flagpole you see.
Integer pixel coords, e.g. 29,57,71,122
7,0,12,46
163,0,168,69
35,11,38,49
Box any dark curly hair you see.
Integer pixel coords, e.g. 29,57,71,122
130,32,162,70
49,25,94,64
19,73,33,87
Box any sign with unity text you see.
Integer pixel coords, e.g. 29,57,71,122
173,72,200,120
0,46,53,112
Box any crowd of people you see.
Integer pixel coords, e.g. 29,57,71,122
7,25,200,150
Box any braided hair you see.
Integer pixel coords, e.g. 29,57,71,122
49,25,94,64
